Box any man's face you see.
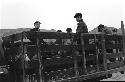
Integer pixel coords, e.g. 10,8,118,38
76,17,82,22
34,23,40,28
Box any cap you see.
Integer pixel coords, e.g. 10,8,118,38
34,21,41,25
57,30,62,32
98,24,105,28
98,24,105,32
66,28,72,32
74,13,82,18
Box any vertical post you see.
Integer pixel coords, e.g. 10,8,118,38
21,32,25,82
101,34,107,71
94,34,99,72
73,50,79,77
121,21,125,63
81,33,87,74
36,32,43,82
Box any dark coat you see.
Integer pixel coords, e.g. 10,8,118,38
76,19,88,34
26,28,46,44
75,19,88,44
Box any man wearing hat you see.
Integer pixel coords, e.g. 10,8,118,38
30,21,41,31
74,13,88,34
74,13,88,44
27,21,46,44
66,28,72,33
74,13,90,68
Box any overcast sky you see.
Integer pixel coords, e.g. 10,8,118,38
0,0,125,32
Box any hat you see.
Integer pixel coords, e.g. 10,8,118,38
98,24,105,28
98,24,105,32
57,30,62,32
74,13,82,18
34,21,41,25
66,28,72,32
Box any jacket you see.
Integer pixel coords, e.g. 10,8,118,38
76,19,88,33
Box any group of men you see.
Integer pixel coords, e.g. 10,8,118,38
27,13,88,45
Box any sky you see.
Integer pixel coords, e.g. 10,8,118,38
0,0,125,32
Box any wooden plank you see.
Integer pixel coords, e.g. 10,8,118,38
40,44,96,52
81,33,87,74
40,45,76,52
94,34,99,72
42,55,96,67
2,35,13,42
81,33,102,39
2,32,23,42
85,44,122,50
105,44,122,49
121,21,125,64
73,50,79,77
81,33,122,40
36,32,43,82
107,61,124,69
56,66,125,82
27,43,122,52
44,57,74,67
21,32,25,82
12,33,23,41
38,32,75,39
106,53,123,59
101,34,107,71
105,34,122,40
85,55,96,61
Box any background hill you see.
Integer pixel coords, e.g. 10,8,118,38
0,28,56,38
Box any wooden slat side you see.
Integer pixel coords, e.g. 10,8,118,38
39,32,75,39
105,34,122,40
105,44,122,49
94,34,100,72
81,33,122,40
107,61,124,69
56,66,125,82
40,45,75,52
81,33,87,74
101,34,107,71
121,21,125,64
106,53,123,58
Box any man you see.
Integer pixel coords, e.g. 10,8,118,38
55,30,63,44
98,24,112,34
26,21,46,45
74,13,88,44
27,21,44,82
74,13,97,70
28,21,40,43
63,28,73,45
97,24,115,64
74,13,88,34
31,21,41,31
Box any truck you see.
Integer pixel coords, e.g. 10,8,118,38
1,21,125,82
